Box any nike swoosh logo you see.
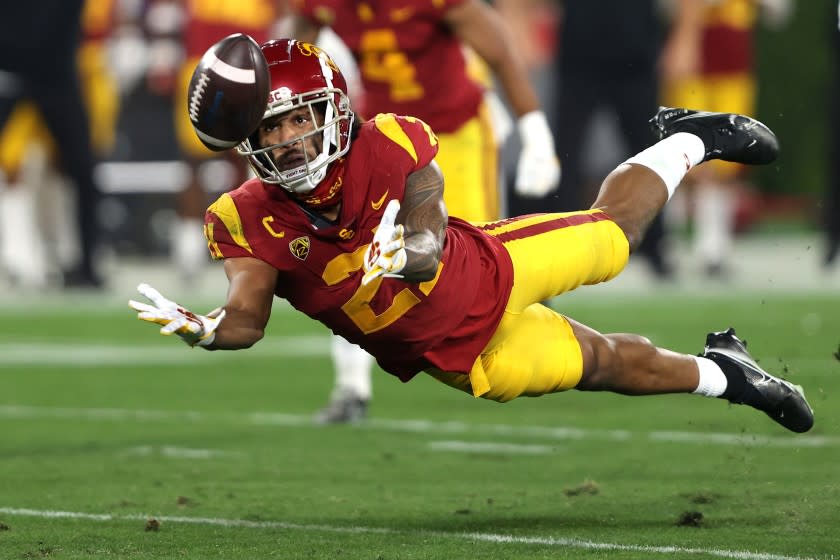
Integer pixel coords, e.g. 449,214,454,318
371,190,389,211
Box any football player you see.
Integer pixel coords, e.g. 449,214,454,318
285,0,561,423
0,0,119,289
131,39,814,435
144,0,286,281
661,0,792,278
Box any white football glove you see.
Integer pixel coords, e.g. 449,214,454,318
362,199,407,286
129,283,225,347
515,110,561,198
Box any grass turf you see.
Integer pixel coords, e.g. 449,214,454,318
0,292,838,559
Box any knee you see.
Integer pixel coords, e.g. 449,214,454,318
618,224,642,253
576,333,655,390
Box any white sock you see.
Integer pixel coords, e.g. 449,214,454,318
624,133,706,199
692,356,728,397
694,184,736,266
0,181,49,286
330,335,374,401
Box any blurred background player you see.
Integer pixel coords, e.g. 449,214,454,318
0,0,114,288
497,0,708,279
661,0,792,279
286,0,561,423
143,0,285,281
824,0,840,268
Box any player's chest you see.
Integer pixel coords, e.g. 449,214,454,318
248,198,386,282
325,0,442,53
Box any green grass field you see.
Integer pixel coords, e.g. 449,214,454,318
1,291,838,559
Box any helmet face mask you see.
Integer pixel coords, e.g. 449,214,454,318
237,39,354,194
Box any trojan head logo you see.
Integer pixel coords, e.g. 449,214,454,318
296,42,340,73
289,236,311,261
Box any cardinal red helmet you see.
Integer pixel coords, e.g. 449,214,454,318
237,38,354,194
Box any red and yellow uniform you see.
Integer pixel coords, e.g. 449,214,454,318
0,0,118,174
175,0,279,158
206,115,629,402
294,0,500,222
664,0,757,177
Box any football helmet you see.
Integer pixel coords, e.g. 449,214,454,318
237,39,354,194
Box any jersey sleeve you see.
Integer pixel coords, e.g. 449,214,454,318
204,192,257,260
370,113,440,174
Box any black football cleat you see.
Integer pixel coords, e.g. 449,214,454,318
700,328,814,433
649,106,779,165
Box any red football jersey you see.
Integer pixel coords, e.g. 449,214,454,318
205,114,513,381
701,0,756,75
183,0,277,57
294,0,485,134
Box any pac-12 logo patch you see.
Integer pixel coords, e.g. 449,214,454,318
289,236,311,261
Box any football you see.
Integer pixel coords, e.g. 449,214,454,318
187,33,270,151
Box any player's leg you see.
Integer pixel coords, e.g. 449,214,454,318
33,66,103,287
569,319,814,433
315,335,374,424
591,107,778,253
0,102,51,287
434,101,499,222
173,59,221,282
692,75,756,278
441,301,813,433
612,70,673,279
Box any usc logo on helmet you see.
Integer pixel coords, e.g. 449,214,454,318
296,42,340,73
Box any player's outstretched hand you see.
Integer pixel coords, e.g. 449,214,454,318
129,283,225,347
515,110,561,197
362,199,407,286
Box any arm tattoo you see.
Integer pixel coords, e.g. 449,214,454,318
400,163,447,282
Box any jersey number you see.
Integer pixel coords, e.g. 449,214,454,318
188,0,274,28
359,30,423,103
322,245,442,334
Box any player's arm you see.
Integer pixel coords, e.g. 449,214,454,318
444,0,539,119
659,0,705,82
398,160,448,283
204,256,278,350
130,257,275,349
363,161,447,286
445,0,560,197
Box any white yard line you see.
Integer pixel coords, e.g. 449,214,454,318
0,336,330,366
121,445,236,459
0,506,818,560
0,405,834,449
427,440,555,454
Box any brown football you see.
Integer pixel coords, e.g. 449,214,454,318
187,33,270,152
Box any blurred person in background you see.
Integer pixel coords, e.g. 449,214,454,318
825,0,840,268
661,0,792,279
286,0,561,424
0,0,113,288
143,0,286,282
498,0,708,280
